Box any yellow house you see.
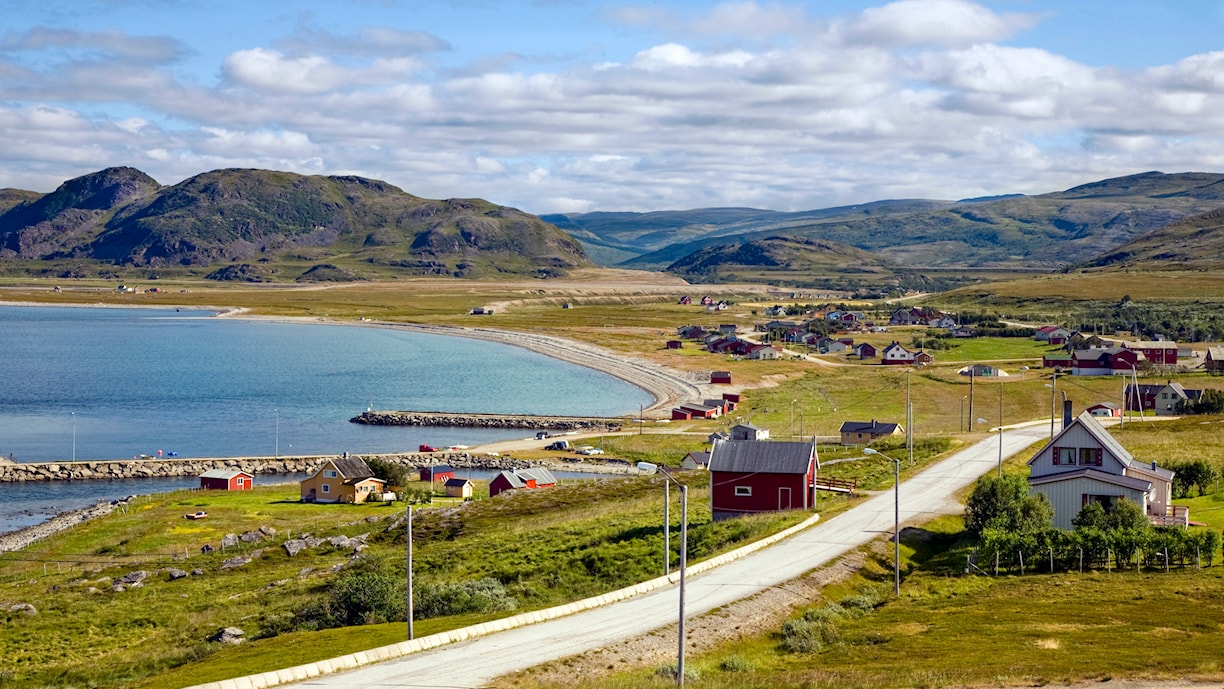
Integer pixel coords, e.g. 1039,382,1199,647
300,457,387,504
444,477,474,499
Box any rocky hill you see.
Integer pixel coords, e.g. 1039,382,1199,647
1080,207,1224,270
666,235,892,284
0,168,588,280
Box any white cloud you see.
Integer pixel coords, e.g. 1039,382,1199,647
836,0,1041,47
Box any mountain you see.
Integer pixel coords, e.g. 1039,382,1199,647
666,235,892,284
0,167,588,280
553,172,1224,272
1080,207,1224,270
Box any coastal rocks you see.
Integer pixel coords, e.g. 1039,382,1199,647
350,410,623,432
0,456,325,483
208,627,245,644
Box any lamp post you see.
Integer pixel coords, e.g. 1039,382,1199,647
406,504,414,640
997,383,1004,477
638,462,688,686
960,396,966,433
790,399,797,437
274,408,279,458
862,448,900,596
71,411,76,462
1045,382,1067,438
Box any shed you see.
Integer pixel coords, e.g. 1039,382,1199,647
444,478,474,499
708,439,818,520
711,371,732,384
420,464,455,482
199,469,253,491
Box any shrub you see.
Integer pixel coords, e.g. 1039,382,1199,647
413,577,517,619
782,617,841,653
718,655,755,672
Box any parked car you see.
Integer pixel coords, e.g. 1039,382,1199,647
418,444,437,452
577,447,604,455
535,431,551,440
546,440,570,451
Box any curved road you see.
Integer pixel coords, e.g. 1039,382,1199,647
290,424,1053,688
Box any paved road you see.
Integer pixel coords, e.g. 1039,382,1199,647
292,424,1053,688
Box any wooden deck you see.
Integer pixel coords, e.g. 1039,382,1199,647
814,476,856,494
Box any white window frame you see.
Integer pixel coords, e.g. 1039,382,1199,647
734,485,752,497
322,484,330,493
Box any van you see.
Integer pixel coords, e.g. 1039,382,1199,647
546,440,570,451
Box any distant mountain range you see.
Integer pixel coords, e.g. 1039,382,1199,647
0,167,588,281
4,168,1224,284
546,171,1224,277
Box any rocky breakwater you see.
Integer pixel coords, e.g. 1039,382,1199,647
0,457,326,483
351,410,623,431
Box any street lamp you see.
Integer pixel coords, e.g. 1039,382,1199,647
977,416,1003,477
638,461,688,686
862,448,900,596
274,408,279,458
1044,381,1067,438
71,411,76,462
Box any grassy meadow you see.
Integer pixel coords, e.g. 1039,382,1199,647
0,472,816,689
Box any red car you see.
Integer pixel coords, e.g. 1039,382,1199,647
418,444,437,452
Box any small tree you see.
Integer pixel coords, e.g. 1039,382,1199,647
965,474,1052,536
366,457,411,489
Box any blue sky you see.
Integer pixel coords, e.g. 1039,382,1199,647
4,0,1224,214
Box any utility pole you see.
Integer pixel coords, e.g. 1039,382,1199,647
406,504,414,640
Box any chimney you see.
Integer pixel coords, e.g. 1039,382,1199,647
1151,460,1158,471
1062,399,1073,429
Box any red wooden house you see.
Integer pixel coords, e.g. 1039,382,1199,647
199,469,254,491
489,467,558,498
708,439,818,520
420,464,455,482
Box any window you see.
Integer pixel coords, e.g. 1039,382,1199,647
1054,447,1076,466
322,484,330,493
324,470,338,478
1079,448,1102,466
734,486,752,497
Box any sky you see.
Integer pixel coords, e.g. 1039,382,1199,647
4,0,1224,215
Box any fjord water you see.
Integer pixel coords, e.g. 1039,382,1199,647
0,305,652,532
0,305,652,462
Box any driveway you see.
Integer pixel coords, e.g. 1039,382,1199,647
289,424,1052,688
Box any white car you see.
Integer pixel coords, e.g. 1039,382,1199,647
577,447,604,455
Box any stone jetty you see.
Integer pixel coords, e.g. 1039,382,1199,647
350,410,624,432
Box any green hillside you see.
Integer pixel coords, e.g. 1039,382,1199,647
1081,207,1224,270
0,168,589,280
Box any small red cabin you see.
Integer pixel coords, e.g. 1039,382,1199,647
711,371,732,384
708,439,817,520
199,469,254,491
420,465,454,482
489,468,558,498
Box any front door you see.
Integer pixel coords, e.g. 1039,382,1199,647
779,487,792,510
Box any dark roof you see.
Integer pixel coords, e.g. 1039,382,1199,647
424,464,454,473
684,451,711,466
839,420,900,435
444,478,472,488
709,439,816,474
330,456,374,480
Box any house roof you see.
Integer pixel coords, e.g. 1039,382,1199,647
1028,467,1152,492
709,439,816,474
732,423,763,431
494,467,557,489
444,478,472,488
839,420,901,435
1028,411,1164,478
1086,402,1119,410
684,451,711,466
199,469,251,480
330,456,375,480
424,464,454,473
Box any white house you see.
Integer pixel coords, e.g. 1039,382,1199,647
1027,411,1183,529
730,423,770,441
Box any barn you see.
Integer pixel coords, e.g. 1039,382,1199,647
199,469,254,491
708,439,818,520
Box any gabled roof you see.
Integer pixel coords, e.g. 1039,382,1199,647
839,420,901,435
709,439,816,474
732,423,763,431
1028,467,1152,492
684,451,711,466
330,456,375,480
1028,411,1135,468
494,467,558,489
200,469,252,480
444,478,472,488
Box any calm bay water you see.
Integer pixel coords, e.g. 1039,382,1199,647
0,304,651,534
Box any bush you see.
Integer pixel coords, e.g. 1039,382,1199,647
366,457,411,488
718,655,755,672
782,617,840,653
413,577,517,619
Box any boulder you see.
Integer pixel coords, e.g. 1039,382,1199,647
201,544,214,554
239,531,262,543
208,627,245,644
9,603,36,616
191,568,204,577
166,568,189,581
117,571,148,586
220,555,251,570
258,525,277,537
221,533,239,549
283,539,307,557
